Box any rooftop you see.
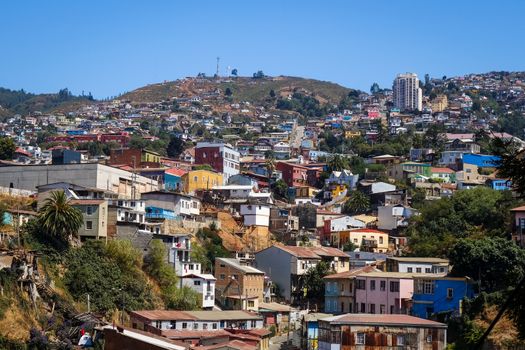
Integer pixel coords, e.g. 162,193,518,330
324,265,379,280
321,313,446,328
131,310,262,322
388,257,449,264
216,258,265,274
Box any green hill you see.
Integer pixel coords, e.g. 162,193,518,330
119,76,358,105
0,87,95,117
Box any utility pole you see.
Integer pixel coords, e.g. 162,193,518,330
87,294,90,313
216,57,220,78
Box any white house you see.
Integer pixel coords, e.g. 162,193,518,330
377,205,417,231
327,215,366,232
110,199,146,225
240,202,270,227
386,257,450,274
325,170,359,189
273,141,291,159
181,273,216,309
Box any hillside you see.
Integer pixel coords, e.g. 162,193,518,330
0,87,95,117
119,76,357,105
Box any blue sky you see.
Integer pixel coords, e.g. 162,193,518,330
1,0,524,98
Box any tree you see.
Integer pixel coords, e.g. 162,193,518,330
167,135,184,158
327,154,349,172
303,261,332,300
342,241,357,252
273,179,288,199
343,191,370,215
492,138,525,197
269,89,276,98
224,87,233,96
252,70,265,79
38,190,83,242
231,68,238,77
370,83,380,95
406,187,516,256
0,137,16,160
265,156,276,177
449,237,525,293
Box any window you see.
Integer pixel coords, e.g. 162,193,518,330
447,288,454,299
220,274,225,280
248,300,255,307
203,323,208,330
370,280,376,291
194,280,201,286
356,279,366,289
426,335,432,343
193,176,198,182
155,321,161,329
212,323,217,330
380,304,386,314
370,304,376,314
416,279,435,294
380,280,386,291
87,206,93,215
425,268,431,273
356,333,365,345
397,335,405,346
407,267,413,273
86,221,93,230
193,323,198,330
251,320,256,328
379,236,384,244
416,267,422,273
220,321,225,328
390,281,400,292
360,303,366,313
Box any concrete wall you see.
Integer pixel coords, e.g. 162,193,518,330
255,246,293,301
0,163,158,196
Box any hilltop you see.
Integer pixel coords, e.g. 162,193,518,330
119,75,357,105
0,87,95,118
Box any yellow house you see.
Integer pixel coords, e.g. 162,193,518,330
182,169,223,194
431,94,448,112
345,130,361,139
331,228,389,253
142,150,161,164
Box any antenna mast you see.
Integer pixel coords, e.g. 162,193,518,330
216,57,220,78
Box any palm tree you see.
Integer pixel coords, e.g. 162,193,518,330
265,156,276,178
327,155,348,172
38,190,83,242
343,191,370,215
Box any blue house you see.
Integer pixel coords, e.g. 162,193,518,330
164,168,186,191
462,153,500,168
486,178,512,191
145,206,176,220
412,276,475,319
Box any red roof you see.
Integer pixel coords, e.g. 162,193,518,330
324,265,378,280
349,228,387,234
511,206,525,212
274,245,347,258
161,329,231,339
165,168,187,176
431,167,455,174
325,313,446,328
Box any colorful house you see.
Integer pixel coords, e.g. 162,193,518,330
164,168,187,191
324,266,378,314
412,276,475,319
182,169,223,194
354,271,418,314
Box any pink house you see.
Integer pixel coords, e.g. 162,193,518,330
354,271,416,314
511,206,525,247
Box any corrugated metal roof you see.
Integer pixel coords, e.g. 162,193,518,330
216,258,265,274
387,257,449,264
324,266,379,280
321,313,446,328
